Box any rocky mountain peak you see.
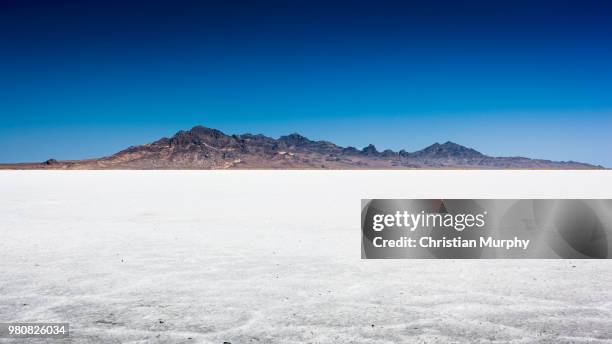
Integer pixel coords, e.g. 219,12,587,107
188,125,227,139
414,141,484,159
361,144,379,155
278,133,313,148
168,125,236,148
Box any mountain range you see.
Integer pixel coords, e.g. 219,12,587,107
0,125,602,169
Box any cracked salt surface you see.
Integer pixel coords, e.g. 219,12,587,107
1,171,611,343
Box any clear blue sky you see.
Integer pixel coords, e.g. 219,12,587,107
1,0,611,166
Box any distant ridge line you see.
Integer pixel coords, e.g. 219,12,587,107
0,125,603,169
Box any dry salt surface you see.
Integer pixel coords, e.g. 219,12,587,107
1,171,612,344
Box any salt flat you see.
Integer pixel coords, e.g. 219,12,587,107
1,171,612,343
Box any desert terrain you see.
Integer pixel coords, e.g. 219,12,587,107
1,171,611,343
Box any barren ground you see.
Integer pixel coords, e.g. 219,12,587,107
1,171,611,343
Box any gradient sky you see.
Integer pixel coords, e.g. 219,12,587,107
1,0,611,166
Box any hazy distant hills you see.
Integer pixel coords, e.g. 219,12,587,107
1,125,602,169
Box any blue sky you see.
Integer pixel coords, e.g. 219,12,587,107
1,0,611,166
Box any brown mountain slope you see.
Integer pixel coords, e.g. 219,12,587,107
0,125,603,169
